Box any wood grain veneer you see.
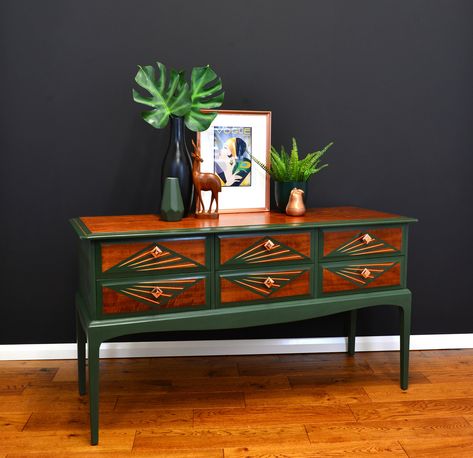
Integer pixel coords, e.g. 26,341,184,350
79,207,408,235
219,232,311,265
220,271,311,304
323,227,402,257
102,279,207,315
322,264,401,294
101,238,206,272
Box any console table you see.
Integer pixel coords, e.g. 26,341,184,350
70,207,416,445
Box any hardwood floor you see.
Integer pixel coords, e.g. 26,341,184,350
1,349,473,457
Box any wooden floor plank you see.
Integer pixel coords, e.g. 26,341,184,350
366,351,473,374
25,375,291,396
238,359,373,377
364,381,473,402
0,430,135,455
194,405,355,427
0,394,117,413
245,386,371,406
149,355,278,365
23,380,171,396
400,435,473,457
289,371,431,388
277,353,373,363
169,375,291,393
6,452,222,458
115,392,244,411
0,414,31,432
133,426,309,450
306,417,473,443
98,364,239,380
24,409,193,431
224,440,407,457
425,371,473,383
0,360,67,368
350,398,473,421
0,367,57,384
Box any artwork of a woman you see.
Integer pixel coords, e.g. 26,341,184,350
214,130,252,187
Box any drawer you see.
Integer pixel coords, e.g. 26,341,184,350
99,274,210,316
218,231,312,268
319,257,404,296
99,236,209,276
218,266,312,307
321,226,403,259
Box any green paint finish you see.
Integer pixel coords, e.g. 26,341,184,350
71,212,416,444
347,309,357,356
77,288,411,338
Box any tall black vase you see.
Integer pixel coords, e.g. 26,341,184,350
161,116,193,216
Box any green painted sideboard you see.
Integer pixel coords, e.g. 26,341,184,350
70,207,416,445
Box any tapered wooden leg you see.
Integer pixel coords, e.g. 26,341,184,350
88,338,101,445
76,310,86,396
347,309,357,356
400,300,412,390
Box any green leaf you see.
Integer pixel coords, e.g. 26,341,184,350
185,65,224,132
288,138,299,179
133,62,191,129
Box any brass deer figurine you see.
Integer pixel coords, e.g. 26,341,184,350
191,140,221,219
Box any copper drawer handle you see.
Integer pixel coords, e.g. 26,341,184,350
361,233,374,245
361,268,372,279
151,286,163,299
150,246,163,258
264,277,275,289
264,239,275,251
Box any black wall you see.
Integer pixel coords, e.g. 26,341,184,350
1,1,472,344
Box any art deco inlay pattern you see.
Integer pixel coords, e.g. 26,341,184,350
225,237,308,265
329,232,398,257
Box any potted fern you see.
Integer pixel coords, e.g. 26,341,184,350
253,138,333,212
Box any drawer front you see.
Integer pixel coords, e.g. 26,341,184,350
219,266,312,307
100,236,208,276
320,258,403,295
218,231,312,268
321,226,403,259
99,274,209,316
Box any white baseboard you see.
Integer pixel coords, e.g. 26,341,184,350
1,334,473,360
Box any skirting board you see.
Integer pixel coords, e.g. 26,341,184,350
1,334,473,360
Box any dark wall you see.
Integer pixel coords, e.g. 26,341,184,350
1,1,472,344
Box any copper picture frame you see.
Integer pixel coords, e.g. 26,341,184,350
196,110,271,213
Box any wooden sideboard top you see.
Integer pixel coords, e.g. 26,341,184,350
71,207,416,240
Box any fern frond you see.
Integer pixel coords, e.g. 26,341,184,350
251,139,333,182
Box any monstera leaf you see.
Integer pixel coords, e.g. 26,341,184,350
132,62,191,129
185,65,224,132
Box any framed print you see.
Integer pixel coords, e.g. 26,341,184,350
197,110,271,213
